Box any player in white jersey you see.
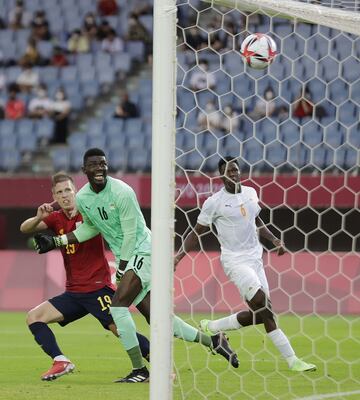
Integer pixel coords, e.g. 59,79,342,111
175,156,317,372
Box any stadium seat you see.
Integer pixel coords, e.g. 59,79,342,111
124,118,143,135
324,124,344,149
265,141,288,168
67,132,87,150
108,147,127,171
112,52,131,73
17,130,37,153
243,138,264,165
35,118,54,141
0,148,21,171
302,121,323,147
51,147,71,171
289,143,310,168
348,124,360,148
126,41,145,62
0,130,17,150
338,101,359,126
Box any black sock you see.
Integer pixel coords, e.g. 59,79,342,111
136,332,150,359
28,322,62,359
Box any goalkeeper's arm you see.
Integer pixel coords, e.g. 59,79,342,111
34,221,100,254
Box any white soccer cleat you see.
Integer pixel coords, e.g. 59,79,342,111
290,358,317,372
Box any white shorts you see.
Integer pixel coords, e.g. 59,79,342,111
220,254,269,301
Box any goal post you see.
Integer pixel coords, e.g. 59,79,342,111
151,0,360,398
150,1,177,399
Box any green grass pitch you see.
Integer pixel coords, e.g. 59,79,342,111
0,312,359,400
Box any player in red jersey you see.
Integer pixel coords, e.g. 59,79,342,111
20,172,149,381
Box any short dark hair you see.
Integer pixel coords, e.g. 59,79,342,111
218,156,239,173
83,148,106,164
51,172,74,188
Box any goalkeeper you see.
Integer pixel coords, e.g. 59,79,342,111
34,147,239,384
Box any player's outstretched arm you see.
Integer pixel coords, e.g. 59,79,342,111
174,223,209,268
256,216,286,256
33,232,79,254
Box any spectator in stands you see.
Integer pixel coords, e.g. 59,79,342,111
113,92,139,119
19,37,41,67
277,105,289,122
28,84,53,119
83,12,98,42
8,0,32,30
126,14,152,58
190,60,216,91
31,10,52,41
185,27,206,50
51,87,71,144
97,20,112,41
5,83,26,120
101,29,124,53
249,86,276,121
293,87,314,119
197,100,221,131
220,104,239,133
67,29,90,54
51,46,69,67
16,62,40,93
98,0,119,16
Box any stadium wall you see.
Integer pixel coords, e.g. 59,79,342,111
0,250,358,315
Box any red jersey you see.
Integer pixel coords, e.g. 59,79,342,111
44,210,113,293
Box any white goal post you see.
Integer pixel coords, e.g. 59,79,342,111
151,0,359,399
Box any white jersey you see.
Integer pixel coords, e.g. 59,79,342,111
197,185,263,259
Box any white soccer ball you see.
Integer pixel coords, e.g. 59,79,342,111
240,33,277,70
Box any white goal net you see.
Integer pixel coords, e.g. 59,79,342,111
150,0,360,399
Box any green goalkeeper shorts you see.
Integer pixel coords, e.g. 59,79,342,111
124,253,151,306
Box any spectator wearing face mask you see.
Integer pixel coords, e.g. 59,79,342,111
8,0,32,30
220,104,239,133
51,87,71,143
249,86,276,121
28,84,53,119
101,29,124,53
67,29,90,54
197,100,222,131
16,62,40,93
190,60,216,91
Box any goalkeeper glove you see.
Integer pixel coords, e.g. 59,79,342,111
115,267,124,282
33,233,65,254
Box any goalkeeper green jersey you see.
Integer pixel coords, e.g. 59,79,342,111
75,176,151,263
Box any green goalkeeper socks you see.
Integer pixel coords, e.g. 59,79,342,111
173,315,200,342
110,306,144,369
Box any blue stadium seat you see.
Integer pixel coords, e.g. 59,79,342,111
68,132,87,150
70,150,84,171
0,130,17,150
331,34,352,61
222,52,244,76
87,134,107,149
233,73,255,99
0,148,21,171
60,66,78,83
78,65,96,82
341,57,360,83
105,119,125,135
17,130,37,153
335,144,358,170
17,119,34,136
318,56,339,82
127,148,150,172
186,151,204,171
0,120,16,135
177,87,196,112
51,148,70,171
124,118,143,135
112,52,131,73
243,138,264,166
289,143,310,168
323,123,344,149
279,120,300,145
81,80,100,98
38,41,53,59
107,147,128,171
327,78,349,105
265,141,287,168
98,67,115,85
40,66,59,84
126,41,145,62
127,132,145,150
338,101,359,126
348,124,360,148
87,119,104,136
302,121,323,147
35,118,54,140
311,145,332,169
76,53,94,69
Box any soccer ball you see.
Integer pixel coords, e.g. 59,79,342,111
240,33,277,70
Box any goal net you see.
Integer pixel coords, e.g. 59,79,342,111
151,0,360,399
